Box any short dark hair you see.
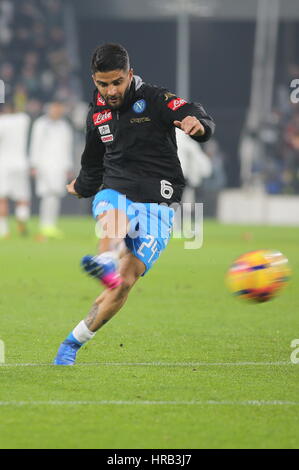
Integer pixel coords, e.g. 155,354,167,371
91,43,130,74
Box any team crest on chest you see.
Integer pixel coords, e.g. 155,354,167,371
133,99,146,114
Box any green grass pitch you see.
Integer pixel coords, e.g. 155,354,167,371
0,217,298,449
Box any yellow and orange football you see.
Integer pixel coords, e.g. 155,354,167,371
226,250,291,303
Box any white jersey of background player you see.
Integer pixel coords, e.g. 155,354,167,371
0,106,31,238
176,126,212,202
174,128,212,235
30,102,74,239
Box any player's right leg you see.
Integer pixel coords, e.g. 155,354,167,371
81,208,130,289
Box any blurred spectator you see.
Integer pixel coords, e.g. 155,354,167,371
203,140,227,191
29,101,74,239
0,0,14,46
0,0,75,111
0,104,31,238
259,112,282,194
262,63,299,195
282,110,299,193
202,139,227,216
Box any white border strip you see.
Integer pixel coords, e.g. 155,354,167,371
0,400,298,406
0,361,292,367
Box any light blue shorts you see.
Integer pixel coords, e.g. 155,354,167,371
92,189,175,274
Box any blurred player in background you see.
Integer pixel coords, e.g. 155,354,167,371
174,129,212,236
54,43,215,365
175,128,212,230
176,128,212,194
0,103,31,238
30,101,74,239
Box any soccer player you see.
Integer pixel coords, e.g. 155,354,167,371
0,104,31,239
30,101,74,240
54,43,215,365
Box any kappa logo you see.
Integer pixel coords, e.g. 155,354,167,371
93,110,112,126
97,93,106,106
167,98,187,111
133,99,146,114
164,92,176,101
98,125,111,135
101,134,114,143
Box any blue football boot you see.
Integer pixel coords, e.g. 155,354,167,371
53,338,82,365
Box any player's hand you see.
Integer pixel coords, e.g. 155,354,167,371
66,178,82,198
174,116,205,137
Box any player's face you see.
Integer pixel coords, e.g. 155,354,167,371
92,69,133,109
48,102,65,120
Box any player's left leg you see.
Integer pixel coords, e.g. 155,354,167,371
0,198,9,239
53,252,145,365
39,193,63,239
15,201,30,236
10,169,31,236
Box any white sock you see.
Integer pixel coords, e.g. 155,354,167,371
15,205,30,222
0,217,9,236
71,320,96,345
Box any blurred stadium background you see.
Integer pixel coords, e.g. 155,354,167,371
1,0,299,450
1,0,299,224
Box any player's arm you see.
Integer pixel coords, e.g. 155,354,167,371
154,90,215,142
71,106,105,198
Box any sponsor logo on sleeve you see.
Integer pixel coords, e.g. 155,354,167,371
98,124,111,135
167,98,187,111
101,134,114,143
97,93,106,106
93,110,112,126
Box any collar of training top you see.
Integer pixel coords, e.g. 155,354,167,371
93,75,144,113
118,75,144,112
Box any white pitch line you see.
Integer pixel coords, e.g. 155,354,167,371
0,361,292,367
0,400,298,406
